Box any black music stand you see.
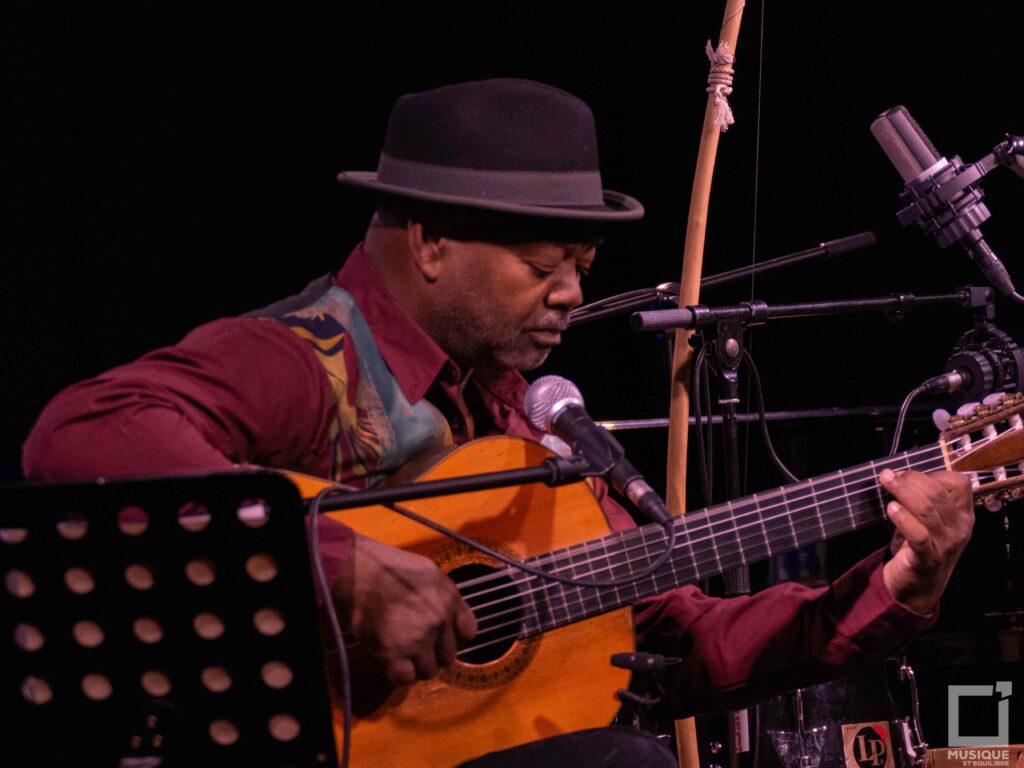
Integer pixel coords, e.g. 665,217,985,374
0,470,338,767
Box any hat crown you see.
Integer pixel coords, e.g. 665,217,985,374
382,78,600,173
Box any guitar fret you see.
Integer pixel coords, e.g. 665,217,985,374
517,572,541,637
663,524,683,591
815,472,831,540
570,551,595,621
706,502,735,572
834,467,854,529
778,487,802,552
808,471,846,543
622,532,644,603
597,537,614,611
872,460,889,517
647,526,675,596
579,544,606,618
679,518,702,583
761,494,776,558
706,508,724,575
553,553,573,626
803,475,824,543
850,465,882,529
730,497,769,565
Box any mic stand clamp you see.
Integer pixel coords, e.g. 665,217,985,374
611,652,681,732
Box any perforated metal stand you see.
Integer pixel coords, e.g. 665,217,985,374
0,470,338,767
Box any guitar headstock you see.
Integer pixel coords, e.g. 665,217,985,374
941,391,1024,509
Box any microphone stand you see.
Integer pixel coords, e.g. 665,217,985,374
568,231,877,328
631,287,994,333
631,286,994,768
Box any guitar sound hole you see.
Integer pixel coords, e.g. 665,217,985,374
450,563,524,665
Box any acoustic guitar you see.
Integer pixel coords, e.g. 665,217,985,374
286,393,1024,768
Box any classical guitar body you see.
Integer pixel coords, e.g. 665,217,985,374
291,437,634,768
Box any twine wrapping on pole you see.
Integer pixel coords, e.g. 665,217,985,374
705,40,736,131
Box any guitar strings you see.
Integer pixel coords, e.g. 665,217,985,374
329,440,950,660
456,480,923,652
455,438,956,607
460,447,948,618
449,446,975,654
456,456,954,658
453,435,961,596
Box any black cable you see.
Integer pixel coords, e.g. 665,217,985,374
889,385,926,456
740,348,800,484
382,499,678,589
308,464,681,609
307,487,352,768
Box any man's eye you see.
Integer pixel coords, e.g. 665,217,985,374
530,265,554,278
577,266,591,280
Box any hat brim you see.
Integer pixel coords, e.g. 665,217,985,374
336,171,644,222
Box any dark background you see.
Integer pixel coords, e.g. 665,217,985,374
5,0,1022,751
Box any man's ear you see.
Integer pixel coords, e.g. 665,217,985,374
406,222,445,282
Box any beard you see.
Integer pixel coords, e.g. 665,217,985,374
428,298,560,374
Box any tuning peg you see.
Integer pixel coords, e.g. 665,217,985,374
957,402,981,417
932,409,952,431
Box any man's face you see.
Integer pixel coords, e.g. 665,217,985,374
427,238,595,373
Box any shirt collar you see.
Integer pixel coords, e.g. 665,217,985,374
334,243,540,436
334,242,450,404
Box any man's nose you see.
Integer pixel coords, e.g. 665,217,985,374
546,265,584,311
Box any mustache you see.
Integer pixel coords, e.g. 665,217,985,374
526,315,570,333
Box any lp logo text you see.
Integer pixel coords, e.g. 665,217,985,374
852,726,889,768
947,682,1012,747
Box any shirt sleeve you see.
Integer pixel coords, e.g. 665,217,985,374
22,316,356,589
22,316,335,481
634,548,936,718
588,479,935,718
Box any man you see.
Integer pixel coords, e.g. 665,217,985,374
24,79,974,767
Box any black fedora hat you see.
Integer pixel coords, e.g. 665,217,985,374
336,78,644,222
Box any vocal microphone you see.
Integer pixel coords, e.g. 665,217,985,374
524,376,671,526
870,105,1016,295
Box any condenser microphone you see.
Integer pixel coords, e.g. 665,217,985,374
870,105,1016,295
524,376,670,526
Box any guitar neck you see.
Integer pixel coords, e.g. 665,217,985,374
510,443,948,637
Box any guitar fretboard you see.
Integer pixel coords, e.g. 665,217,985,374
481,443,948,638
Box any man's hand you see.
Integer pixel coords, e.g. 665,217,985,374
332,533,477,686
880,469,974,614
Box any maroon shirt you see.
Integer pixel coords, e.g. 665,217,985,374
23,244,934,717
